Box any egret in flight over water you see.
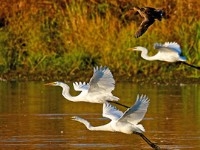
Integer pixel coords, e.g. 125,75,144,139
45,66,129,108
72,95,160,150
130,42,200,70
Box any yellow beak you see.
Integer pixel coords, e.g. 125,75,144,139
44,82,55,86
127,48,136,51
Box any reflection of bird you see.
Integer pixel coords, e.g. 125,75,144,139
72,95,160,150
133,6,167,38
131,42,200,70
45,66,128,108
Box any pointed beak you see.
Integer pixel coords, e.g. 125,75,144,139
127,47,137,51
127,48,134,51
44,82,55,86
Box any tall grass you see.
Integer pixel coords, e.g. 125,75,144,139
0,0,199,82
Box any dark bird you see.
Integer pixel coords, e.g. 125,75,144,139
133,6,168,38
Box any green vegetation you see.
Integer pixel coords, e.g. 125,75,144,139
0,0,199,82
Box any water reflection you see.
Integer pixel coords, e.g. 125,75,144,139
0,81,200,149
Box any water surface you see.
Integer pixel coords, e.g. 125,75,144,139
0,81,200,149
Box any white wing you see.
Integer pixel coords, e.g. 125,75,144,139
118,95,149,124
88,66,115,93
154,42,182,54
73,82,89,91
102,102,123,121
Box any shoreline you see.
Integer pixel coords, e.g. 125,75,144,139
1,72,199,85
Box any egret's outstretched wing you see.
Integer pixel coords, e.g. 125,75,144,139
163,42,182,53
88,66,115,93
154,42,182,54
118,95,149,124
73,82,89,91
135,18,155,38
103,102,123,121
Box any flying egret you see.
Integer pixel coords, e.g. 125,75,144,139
132,6,168,38
72,95,160,150
45,66,129,108
131,42,200,70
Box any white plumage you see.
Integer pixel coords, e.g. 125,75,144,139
72,94,149,134
132,42,186,62
45,66,119,103
72,95,160,149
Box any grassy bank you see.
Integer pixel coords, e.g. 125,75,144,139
0,0,199,82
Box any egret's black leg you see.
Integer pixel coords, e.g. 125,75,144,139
108,101,129,108
134,132,161,150
182,62,200,70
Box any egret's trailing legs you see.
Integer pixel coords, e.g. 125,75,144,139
134,132,161,150
131,42,200,70
181,62,200,70
72,95,161,149
108,101,129,108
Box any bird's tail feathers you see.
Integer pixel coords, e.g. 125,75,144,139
179,56,187,61
135,124,145,133
112,95,120,101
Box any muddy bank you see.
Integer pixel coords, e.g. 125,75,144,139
1,71,199,85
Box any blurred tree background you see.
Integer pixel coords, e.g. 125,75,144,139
0,0,199,82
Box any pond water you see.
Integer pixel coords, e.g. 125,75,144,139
0,81,200,150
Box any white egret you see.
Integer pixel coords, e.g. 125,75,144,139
45,66,129,108
72,95,160,150
131,42,200,70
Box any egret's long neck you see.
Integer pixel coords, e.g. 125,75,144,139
139,47,157,61
77,117,113,132
59,83,76,101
